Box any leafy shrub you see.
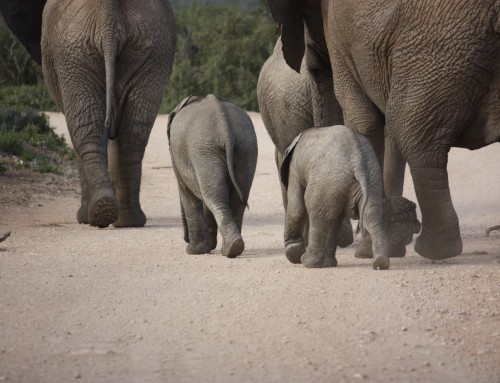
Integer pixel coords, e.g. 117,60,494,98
160,3,276,113
0,83,57,111
0,130,23,155
0,108,74,174
0,109,51,133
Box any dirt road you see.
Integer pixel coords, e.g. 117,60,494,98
0,113,499,383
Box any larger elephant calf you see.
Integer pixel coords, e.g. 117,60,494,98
167,95,258,258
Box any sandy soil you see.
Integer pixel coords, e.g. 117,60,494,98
0,112,499,383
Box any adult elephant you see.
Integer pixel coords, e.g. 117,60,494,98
0,0,176,228
257,36,355,249
268,0,500,260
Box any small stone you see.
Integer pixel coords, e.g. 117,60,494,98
353,373,367,379
74,373,81,379
401,326,407,331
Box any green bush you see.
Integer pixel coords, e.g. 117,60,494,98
0,83,57,111
0,108,74,174
159,4,276,113
0,108,51,133
0,129,23,155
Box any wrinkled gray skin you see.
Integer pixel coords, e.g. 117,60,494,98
282,126,390,269
167,95,258,258
258,36,411,258
269,0,500,260
0,0,176,228
258,37,341,156
257,37,354,249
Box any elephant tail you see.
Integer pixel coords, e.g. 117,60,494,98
226,138,247,208
353,135,370,235
180,200,189,243
101,0,120,140
207,94,248,207
104,44,116,139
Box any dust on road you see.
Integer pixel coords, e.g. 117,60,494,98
0,113,499,383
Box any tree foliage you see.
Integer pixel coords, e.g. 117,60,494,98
0,28,41,86
160,4,276,113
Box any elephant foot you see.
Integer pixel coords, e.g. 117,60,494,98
207,231,217,251
355,234,373,259
373,256,390,270
389,242,406,258
301,250,337,268
77,205,89,224
337,220,354,248
88,191,119,228
414,226,463,260
222,236,244,258
113,207,147,228
324,254,338,268
186,242,211,254
285,242,306,264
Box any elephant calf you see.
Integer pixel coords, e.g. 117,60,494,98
281,125,420,269
167,95,258,257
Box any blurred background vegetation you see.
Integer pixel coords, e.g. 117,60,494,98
0,0,277,174
160,1,276,112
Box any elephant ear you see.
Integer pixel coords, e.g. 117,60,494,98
0,0,47,65
167,95,196,145
268,0,305,73
279,133,302,189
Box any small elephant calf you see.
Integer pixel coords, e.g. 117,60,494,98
167,95,258,257
280,125,420,269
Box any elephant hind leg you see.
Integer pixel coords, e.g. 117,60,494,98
410,166,462,259
204,204,218,251
79,150,118,228
179,186,211,255
223,190,246,258
284,178,307,264
76,155,90,224
301,189,343,268
301,218,339,268
195,159,243,257
337,216,353,248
